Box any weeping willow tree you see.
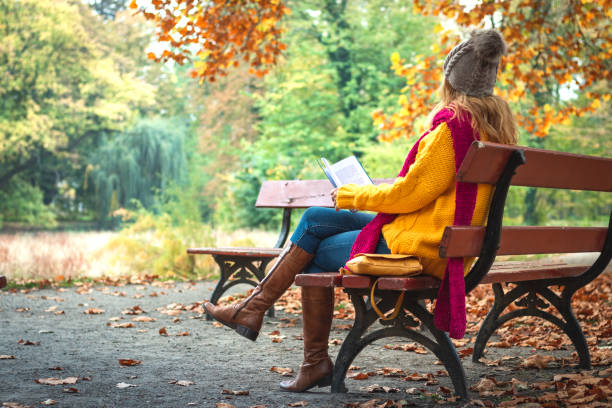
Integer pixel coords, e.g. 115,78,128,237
88,119,187,224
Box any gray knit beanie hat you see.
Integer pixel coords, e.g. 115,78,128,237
443,29,507,97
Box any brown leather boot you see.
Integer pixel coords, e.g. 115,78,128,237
280,286,334,392
204,244,314,341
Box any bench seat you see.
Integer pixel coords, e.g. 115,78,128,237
187,247,283,258
294,261,588,291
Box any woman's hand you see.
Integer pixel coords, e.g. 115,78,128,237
331,188,339,211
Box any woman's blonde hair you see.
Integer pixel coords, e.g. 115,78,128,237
426,79,518,145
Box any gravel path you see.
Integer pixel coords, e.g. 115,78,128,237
0,280,608,408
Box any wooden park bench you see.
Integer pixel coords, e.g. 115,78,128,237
294,141,612,398
186,179,394,319
0,275,6,289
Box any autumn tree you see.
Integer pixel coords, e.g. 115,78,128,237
373,0,612,141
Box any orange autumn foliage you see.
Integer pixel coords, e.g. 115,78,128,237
373,0,612,140
130,0,289,82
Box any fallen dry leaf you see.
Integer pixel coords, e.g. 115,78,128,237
131,316,156,322
35,377,78,385
2,403,33,408
116,382,137,389
15,307,30,312
348,372,370,380
212,322,223,328
175,331,189,336
168,379,195,386
17,339,39,346
287,402,308,407
222,389,249,395
40,400,56,406
0,355,15,359
109,322,135,328
118,359,142,366
83,308,104,315
521,354,555,369
215,403,235,408
62,387,78,393
159,327,168,336
270,366,294,376
360,384,400,393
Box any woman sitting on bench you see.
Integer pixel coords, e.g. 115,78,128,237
205,28,518,392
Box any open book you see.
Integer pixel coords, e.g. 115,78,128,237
317,155,373,188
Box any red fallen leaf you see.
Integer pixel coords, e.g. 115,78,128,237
18,339,40,346
63,387,78,393
438,385,452,395
271,337,283,343
221,389,249,395
54,311,65,315
122,306,144,315
288,402,308,407
268,330,280,336
159,327,168,336
84,308,104,315
15,307,30,312
48,367,62,371
176,331,189,336
211,322,223,328
118,359,142,366
215,403,235,408
172,318,180,323
270,366,294,376
0,355,16,359
349,372,370,380
35,377,78,385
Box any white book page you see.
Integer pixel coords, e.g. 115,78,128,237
330,156,372,186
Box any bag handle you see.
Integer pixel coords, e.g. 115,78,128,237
370,279,405,321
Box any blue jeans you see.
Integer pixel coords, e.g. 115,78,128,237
290,207,390,274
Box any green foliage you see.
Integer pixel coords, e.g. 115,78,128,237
0,177,57,228
214,0,436,228
88,118,188,225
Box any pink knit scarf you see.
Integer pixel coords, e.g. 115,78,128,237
348,108,478,339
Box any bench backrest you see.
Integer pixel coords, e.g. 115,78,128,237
255,178,394,208
441,141,612,291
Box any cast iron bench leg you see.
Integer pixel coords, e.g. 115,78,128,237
332,289,468,398
473,281,591,369
206,255,275,321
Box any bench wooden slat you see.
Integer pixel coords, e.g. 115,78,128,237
341,274,374,288
186,247,283,257
294,272,343,288
295,261,588,291
440,226,608,258
458,141,612,191
255,178,395,208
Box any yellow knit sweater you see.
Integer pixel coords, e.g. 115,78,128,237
336,121,492,279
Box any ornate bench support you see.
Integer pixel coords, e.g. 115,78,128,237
332,289,468,398
472,282,590,368
207,255,275,320
473,213,612,368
